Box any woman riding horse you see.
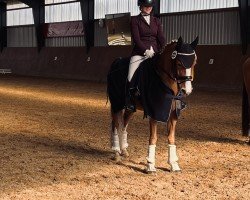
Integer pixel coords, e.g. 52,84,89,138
107,36,198,173
126,0,165,112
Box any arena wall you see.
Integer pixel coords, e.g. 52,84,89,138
0,45,245,90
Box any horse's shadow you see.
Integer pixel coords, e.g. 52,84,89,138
0,131,114,194
3,132,111,158
178,130,248,145
117,160,171,174
117,162,147,174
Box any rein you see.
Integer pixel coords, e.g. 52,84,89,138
129,56,147,64
155,66,186,101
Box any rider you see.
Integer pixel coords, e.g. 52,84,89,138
126,0,166,111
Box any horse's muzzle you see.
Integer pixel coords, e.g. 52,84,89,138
181,81,193,96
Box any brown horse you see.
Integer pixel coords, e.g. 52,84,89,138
107,37,198,173
242,58,250,139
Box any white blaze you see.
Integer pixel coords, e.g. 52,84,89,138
184,68,193,95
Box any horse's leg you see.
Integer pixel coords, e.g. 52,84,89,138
242,83,250,137
119,110,134,158
110,109,129,159
167,111,181,172
146,118,157,173
111,108,134,161
111,111,122,162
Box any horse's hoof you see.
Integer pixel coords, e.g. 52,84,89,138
170,168,181,173
112,152,122,163
145,163,157,174
170,163,181,172
121,149,129,158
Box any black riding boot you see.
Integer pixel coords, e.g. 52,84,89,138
125,81,137,112
125,94,136,112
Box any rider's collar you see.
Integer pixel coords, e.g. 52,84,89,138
141,12,151,16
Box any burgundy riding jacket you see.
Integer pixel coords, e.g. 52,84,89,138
130,14,166,56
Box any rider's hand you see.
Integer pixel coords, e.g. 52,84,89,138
144,46,155,58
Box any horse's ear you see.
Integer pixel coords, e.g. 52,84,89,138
177,36,183,47
191,36,199,50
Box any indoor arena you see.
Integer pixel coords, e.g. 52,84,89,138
0,0,249,199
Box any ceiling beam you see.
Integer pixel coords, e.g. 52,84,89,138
18,0,35,7
239,0,250,54
19,0,45,51
79,0,94,54
154,0,160,17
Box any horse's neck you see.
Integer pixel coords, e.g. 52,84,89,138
156,43,178,95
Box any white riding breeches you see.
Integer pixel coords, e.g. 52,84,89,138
127,55,147,82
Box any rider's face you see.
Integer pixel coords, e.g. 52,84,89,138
141,6,153,15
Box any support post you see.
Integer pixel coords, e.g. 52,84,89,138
0,1,7,52
80,0,94,54
154,0,160,17
239,0,250,54
19,0,45,52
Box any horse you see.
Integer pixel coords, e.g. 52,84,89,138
242,57,250,140
107,36,198,173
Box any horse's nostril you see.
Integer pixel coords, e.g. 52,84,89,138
181,88,188,95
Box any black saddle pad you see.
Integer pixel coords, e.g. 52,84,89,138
137,57,174,122
107,56,174,122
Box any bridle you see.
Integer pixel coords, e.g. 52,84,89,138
169,50,196,85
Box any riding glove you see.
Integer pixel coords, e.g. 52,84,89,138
144,46,155,58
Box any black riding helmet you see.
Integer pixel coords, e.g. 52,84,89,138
138,0,155,7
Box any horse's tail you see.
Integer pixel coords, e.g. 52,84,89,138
106,92,109,106
106,57,129,113
106,58,121,106
242,82,249,136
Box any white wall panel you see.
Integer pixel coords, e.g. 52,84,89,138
160,10,240,45
45,2,82,23
129,0,140,16
106,0,118,14
41,0,240,21
94,0,139,19
45,0,77,4
160,0,239,13
7,9,34,26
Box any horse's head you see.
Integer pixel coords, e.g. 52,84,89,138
157,36,198,96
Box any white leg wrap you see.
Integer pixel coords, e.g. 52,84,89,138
119,128,128,150
117,116,128,151
146,144,156,163
146,162,156,173
168,144,181,172
111,128,121,153
146,145,156,172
